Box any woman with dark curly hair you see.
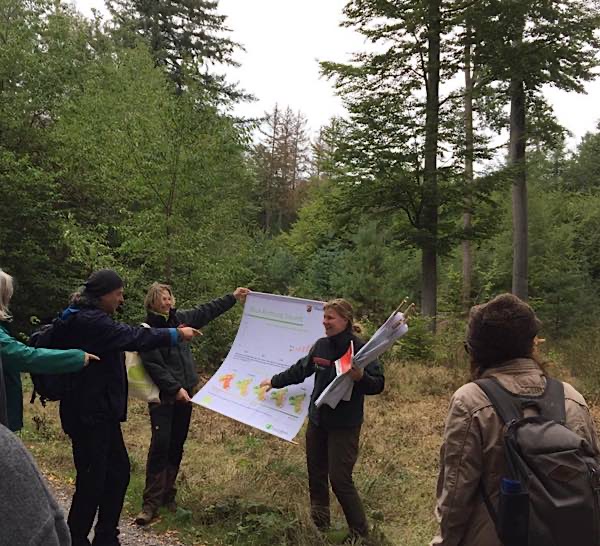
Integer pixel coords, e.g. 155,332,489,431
431,293,600,546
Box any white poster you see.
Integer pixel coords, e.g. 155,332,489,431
192,292,324,441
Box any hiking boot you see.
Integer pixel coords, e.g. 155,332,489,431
134,508,156,526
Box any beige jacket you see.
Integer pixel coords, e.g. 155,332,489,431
430,358,600,546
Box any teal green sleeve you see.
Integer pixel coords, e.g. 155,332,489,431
0,328,85,374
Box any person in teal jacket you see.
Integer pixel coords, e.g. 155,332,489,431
0,268,97,431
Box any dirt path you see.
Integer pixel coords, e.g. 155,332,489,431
50,485,187,546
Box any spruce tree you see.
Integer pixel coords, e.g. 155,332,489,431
106,0,240,96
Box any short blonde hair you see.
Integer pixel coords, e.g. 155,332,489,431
0,269,14,321
144,282,175,312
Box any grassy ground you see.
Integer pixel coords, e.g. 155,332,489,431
18,336,600,546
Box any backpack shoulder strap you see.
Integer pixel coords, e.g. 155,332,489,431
476,376,566,425
474,377,523,424
533,377,566,424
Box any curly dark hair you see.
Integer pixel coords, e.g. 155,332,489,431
466,293,542,379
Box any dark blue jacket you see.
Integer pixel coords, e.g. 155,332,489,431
49,306,177,434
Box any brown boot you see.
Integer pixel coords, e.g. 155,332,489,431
138,470,167,524
134,507,157,526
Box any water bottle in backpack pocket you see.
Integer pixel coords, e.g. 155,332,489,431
497,477,529,546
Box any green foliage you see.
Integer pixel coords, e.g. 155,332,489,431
7,2,600,544
562,125,600,191
329,222,419,321
554,326,600,401
473,0,600,94
397,315,435,361
468,154,600,337
0,148,75,327
107,0,242,97
279,181,342,263
0,0,256,364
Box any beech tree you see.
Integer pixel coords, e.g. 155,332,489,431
321,0,466,327
472,0,600,300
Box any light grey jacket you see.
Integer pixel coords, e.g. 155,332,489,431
0,424,71,545
431,358,600,546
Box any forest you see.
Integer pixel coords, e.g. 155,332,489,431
2,0,600,544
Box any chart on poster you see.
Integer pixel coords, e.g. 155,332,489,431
192,292,324,441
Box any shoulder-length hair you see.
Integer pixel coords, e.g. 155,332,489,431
0,269,15,321
144,282,175,312
324,298,362,335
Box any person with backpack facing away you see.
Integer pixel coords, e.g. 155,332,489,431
0,268,98,432
430,293,600,546
47,269,200,546
134,282,250,525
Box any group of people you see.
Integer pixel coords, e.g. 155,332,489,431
0,268,248,546
1,265,599,546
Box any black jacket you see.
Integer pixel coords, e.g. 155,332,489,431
271,329,384,428
141,294,237,397
49,305,176,434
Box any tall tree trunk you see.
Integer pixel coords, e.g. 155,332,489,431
462,26,474,312
421,0,441,329
164,139,181,284
265,106,279,232
510,75,527,300
165,218,172,284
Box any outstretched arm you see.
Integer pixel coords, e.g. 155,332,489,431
176,294,238,328
269,349,316,389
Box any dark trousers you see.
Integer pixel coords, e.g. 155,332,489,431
305,421,368,537
142,401,193,511
68,421,131,546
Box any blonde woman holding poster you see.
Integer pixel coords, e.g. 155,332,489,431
261,298,384,542
135,282,249,526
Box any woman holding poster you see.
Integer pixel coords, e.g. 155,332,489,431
261,298,384,542
135,283,249,526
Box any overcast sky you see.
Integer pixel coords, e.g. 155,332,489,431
73,0,600,146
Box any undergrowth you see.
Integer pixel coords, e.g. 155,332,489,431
18,320,600,546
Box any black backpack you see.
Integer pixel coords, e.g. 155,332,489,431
29,319,78,405
476,376,600,546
